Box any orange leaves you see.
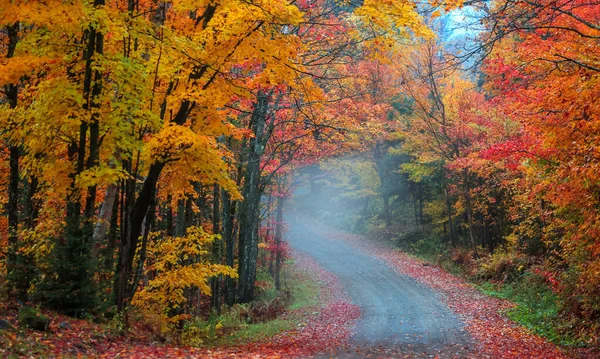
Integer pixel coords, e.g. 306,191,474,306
0,0,84,28
0,55,53,87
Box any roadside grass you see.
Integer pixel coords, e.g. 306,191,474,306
394,236,588,348
186,264,322,348
202,318,292,347
477,278,586,347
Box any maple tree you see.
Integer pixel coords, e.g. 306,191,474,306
481,0,600,328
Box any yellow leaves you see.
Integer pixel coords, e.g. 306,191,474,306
401,162,436,182
145,123,200,162
132,227,237,330
354,0,434,41
76,166,128,189
145,122,242,200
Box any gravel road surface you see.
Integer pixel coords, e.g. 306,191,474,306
286,212,474,358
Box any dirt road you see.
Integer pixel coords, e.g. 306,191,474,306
286,213,474,358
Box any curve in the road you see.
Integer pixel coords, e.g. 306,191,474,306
286,213,474,358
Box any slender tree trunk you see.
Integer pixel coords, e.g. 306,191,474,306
442,174,456,246
7,143,19,243
166,194,174,236
463,171,478,259
114,161,165,311
222,190,236,306
175,198,186,237
418,182,424,228
92,183,118,257
104,185,119,270
410,182,419,228
274,195,285,290
5,23,19,266
382,193,391,228
25,176,39,228
83,0,105,226
374,142,391,228
210,184,222,313
237,92,270,303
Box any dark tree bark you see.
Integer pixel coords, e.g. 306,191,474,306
237,91,270,303
7,136,19,245
418,182,424,227
92,183,118,258
373,143,392,228
25,176,39,228
410,182,420,228
222,189,237,306
114,161,165,311
175,198,186,237
4,22,19,265
166,194,174,236
441,168,456,246
210,184,222,313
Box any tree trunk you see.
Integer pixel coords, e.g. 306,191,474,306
418,182,424,228
222,190,237,306
83,0,105,226
25,176,39,228
210,184,222,313
410,182,419,228
5,22,19,258
237,92,270,303
166,194,174,236
114,161,165,311
463,171,478,259
442,176,456,247
274,195,285,290
105,184,119,270
175,198,186,237
382,193,391,228
92,183,118,257
7,143,19,244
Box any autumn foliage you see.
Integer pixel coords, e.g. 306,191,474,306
1,0,600,354
0,0,439,347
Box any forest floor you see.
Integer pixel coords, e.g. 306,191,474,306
0,250,359,358
3,213,599,358
288,212,599,359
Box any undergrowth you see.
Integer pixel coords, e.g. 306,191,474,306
182,263,321,347
389,230,589,348
477,276,585,347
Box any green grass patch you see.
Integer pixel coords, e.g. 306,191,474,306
288,270,320,311
184,264,322,348
210,318,292,346
477,275,585,347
